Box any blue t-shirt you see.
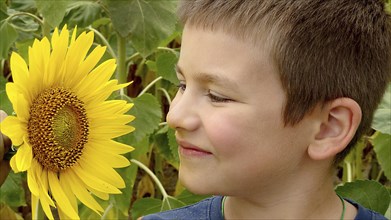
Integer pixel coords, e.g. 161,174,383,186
142,196,388,220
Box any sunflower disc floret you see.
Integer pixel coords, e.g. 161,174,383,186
0,26,135,220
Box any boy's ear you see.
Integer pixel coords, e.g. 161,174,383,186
308,98,362,161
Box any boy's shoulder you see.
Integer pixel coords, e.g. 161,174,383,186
346,198,388,220
141,196,224,220
141,196,388,220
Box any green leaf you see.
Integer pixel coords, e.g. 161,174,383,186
0,172,26,207
371,132,391,180
61,1,101,28
0,0,7,21
10,0,36,12
104,0,178,57
161,196,186,211
0,75,12,115
372,83,391,134
335,180,390,215
131,198,162,220
176,189,210,206
0,20,18,60
0,203,23,220
127,93,162,143
167,127,179,166
156,51,179,85
35,0,69,28
153,126,179,168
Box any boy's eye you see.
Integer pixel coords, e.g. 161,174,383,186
177,82,186,93
207,92,232,103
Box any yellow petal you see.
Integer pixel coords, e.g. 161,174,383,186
47,26,69,86
15,93,30,122
32,38,51,89
75,45,106,77
72,165,121,194
70,25,77,44
59,172,78,217
6,83,30,121
48,171,79,219
0,116,26,146
31,194,40,220
15,137,32,172
90,115,135,128
86,100,133,118
85,186,109,200
10,155,19,173
63,171,104,215
39,170,56,219
83,145,130,168
74,59,116,98
28,38,50,95
63,31,94,88
38,166,56,207
89,125,135,139
84,81,131,106
87,139,134,155
78,155,126,188
27,161,40,196
10,52,29,90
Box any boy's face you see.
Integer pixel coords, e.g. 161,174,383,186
167,25,319,196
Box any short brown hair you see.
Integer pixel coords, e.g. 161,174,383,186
177,0,391,163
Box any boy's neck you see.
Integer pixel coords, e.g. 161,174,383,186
223,166,357,219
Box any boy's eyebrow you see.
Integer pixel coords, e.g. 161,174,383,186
175,64,240,90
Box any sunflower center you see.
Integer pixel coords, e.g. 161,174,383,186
28,87,89,172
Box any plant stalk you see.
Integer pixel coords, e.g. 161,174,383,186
117,34,128,95
130,159,168,199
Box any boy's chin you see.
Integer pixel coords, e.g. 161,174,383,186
178,171,218,195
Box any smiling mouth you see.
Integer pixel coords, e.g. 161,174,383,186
177,140,212,157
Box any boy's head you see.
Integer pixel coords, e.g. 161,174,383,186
177,0,391,164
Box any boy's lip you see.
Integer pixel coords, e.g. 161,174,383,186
176,139,212,155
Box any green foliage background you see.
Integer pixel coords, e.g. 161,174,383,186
0,0,390,219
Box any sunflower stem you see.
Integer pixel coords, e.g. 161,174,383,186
130,159,169,199
138,76,163,97
117,34,128,95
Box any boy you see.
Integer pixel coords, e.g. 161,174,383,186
142,0,390,219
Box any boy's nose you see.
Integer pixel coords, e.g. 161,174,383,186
166,93,200,132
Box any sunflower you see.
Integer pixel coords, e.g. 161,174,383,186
0,26,135,219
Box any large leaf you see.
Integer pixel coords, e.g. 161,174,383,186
127,93,162,143
61,1,101,28
0,0,7,21
0,172,26,207
104,0,177,57
9,0,36,12
167,127,179,167
335,180,390,215
35,0,69,28
131,198,163,219
0,20,17,60
372,83,391,134
161,195,186,211
371,132,391,180
154,126,179,168
156,51,179,85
